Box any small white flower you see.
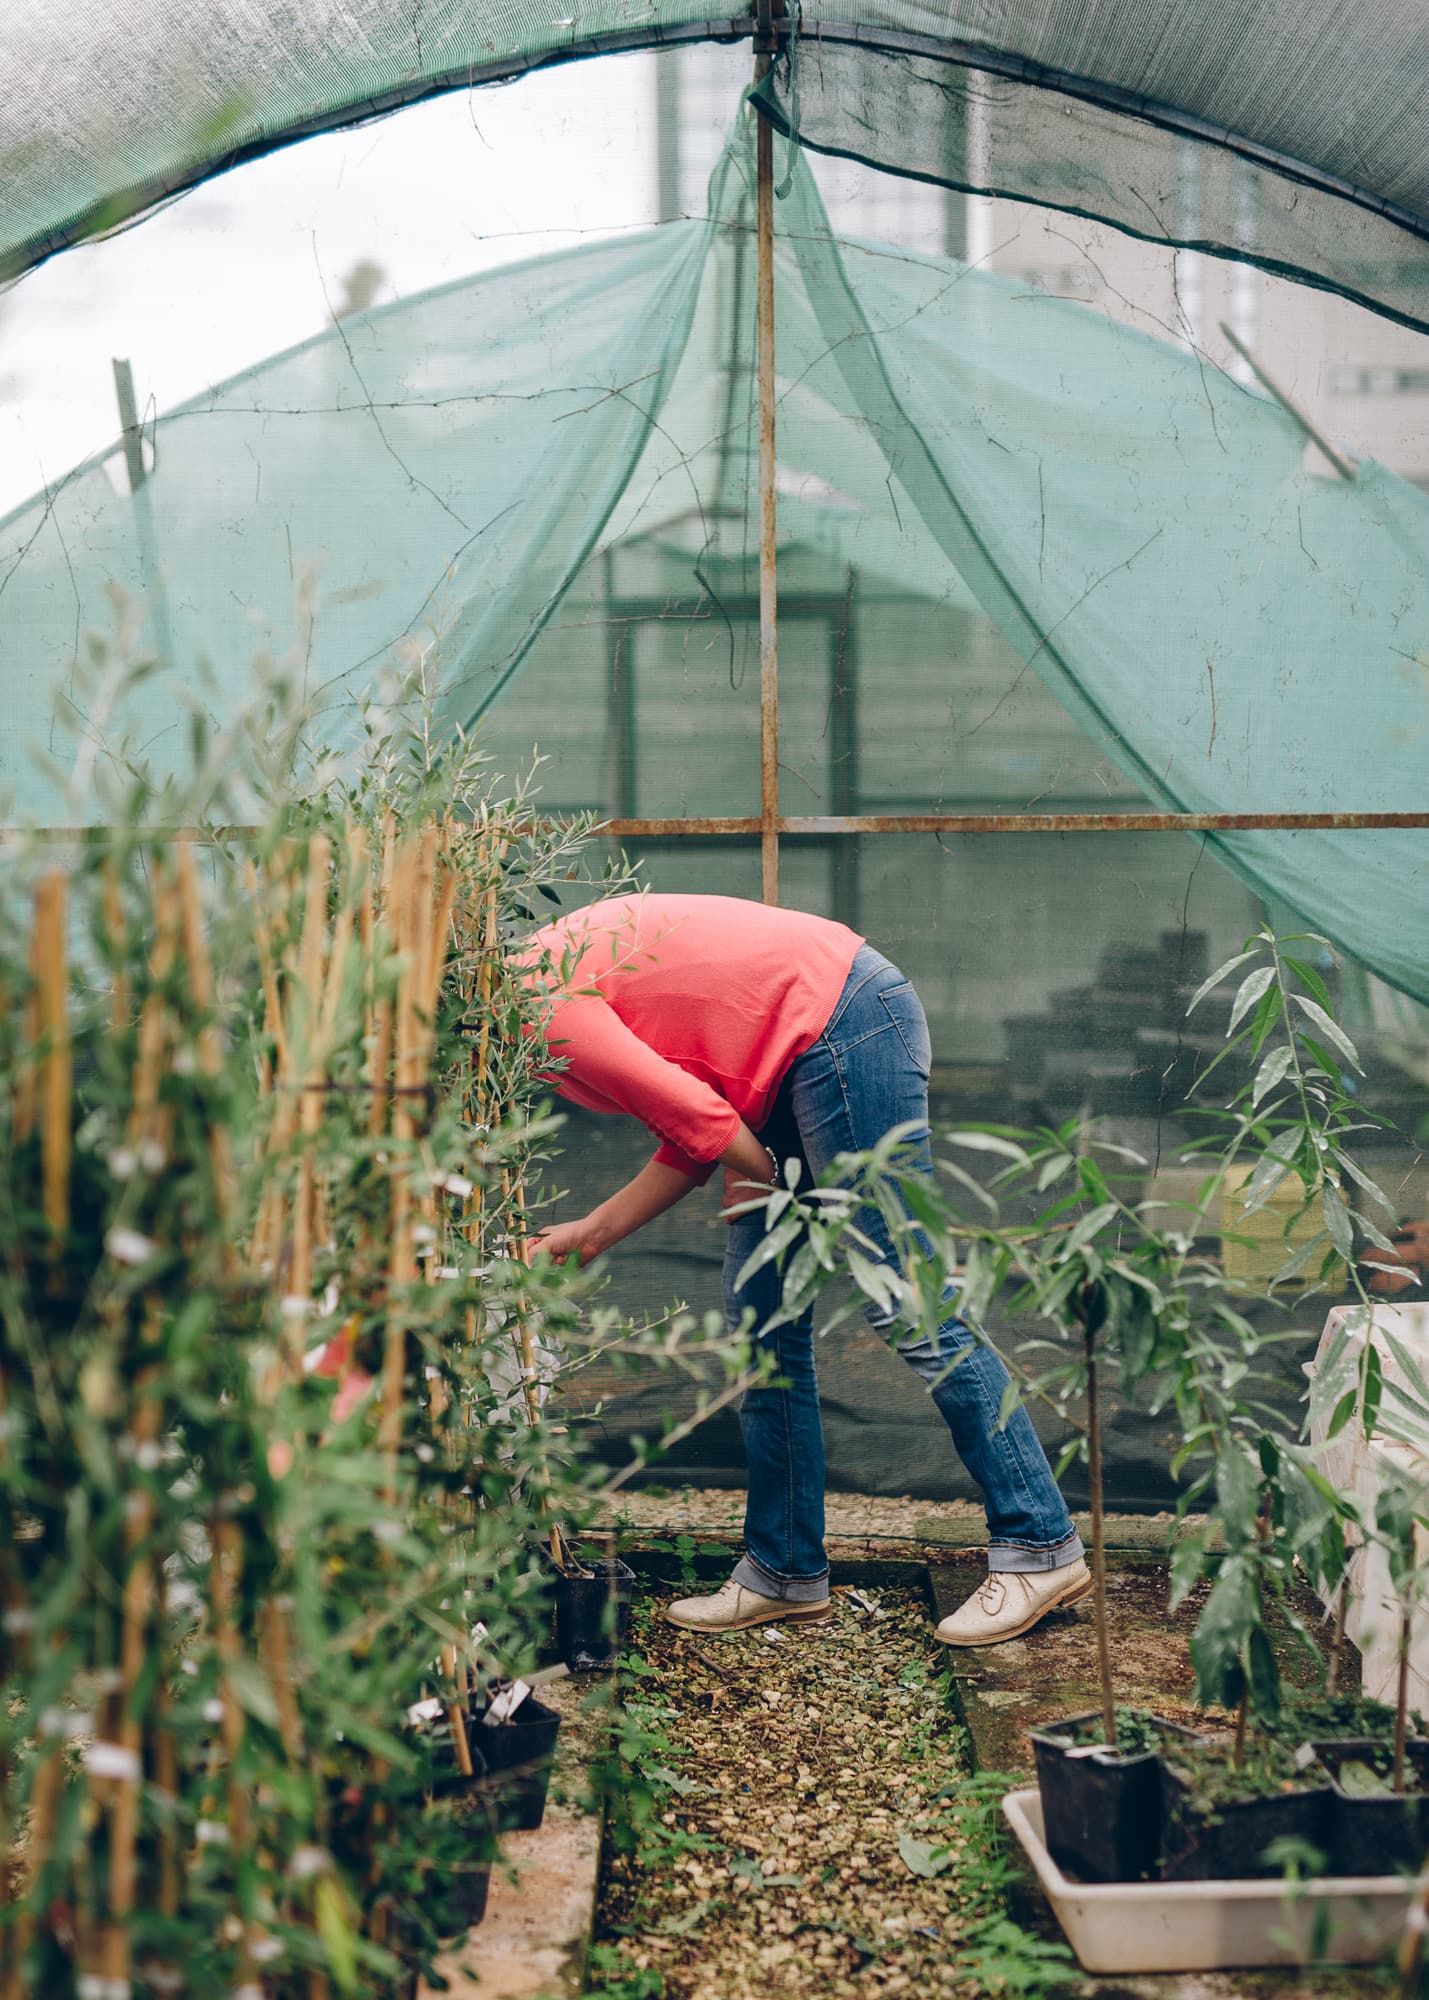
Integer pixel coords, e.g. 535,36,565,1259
105,1226,157,1266
85,1741,141,1781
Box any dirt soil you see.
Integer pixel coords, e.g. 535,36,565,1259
592,1583,1058,1999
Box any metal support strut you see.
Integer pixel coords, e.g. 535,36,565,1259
755,0,780,904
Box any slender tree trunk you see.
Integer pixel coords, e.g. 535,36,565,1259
1086,1329,1116,1750
1395,1598,1411,1794
1326,1571,1351,1696
1233,1683,1251,1771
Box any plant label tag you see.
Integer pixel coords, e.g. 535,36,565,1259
488,1679,533,1722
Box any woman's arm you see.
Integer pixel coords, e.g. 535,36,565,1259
532,1121,775,1265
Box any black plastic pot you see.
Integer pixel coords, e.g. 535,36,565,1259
1028,1710,1206,1883
471,1693,562,1832
554,1554,634,1671
429,1852,493,1936
1162,1766,1333,1881
1315,1738,1429,1877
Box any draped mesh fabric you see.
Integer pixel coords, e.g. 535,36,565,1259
5,0,1429,335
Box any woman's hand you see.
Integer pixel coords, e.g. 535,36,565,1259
529,1216,606,1266
721,1163,774,1218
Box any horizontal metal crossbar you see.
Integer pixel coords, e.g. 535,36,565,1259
8,810,1426,844
604,811,1429,836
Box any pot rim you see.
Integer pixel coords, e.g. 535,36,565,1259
1028,1707,1207,1766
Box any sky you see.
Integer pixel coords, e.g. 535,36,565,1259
0,54,667,519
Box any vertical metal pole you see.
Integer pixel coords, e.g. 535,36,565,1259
830,570,860,930
656,56,682,223
754,18,780,905
604,548,638,845
112,360,147,494
112,357,174,669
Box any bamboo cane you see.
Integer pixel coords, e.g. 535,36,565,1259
366,817,397,1142
102,855,129,1036
246,856,292,1082
152,1556,180,1922
101,1368,162,1989
11,901,40,1148
87,864,183,1985
381,838,419,1479
175,837,236,1239
262,1597,305,1766
440,1640,474,1780
289,834,332,1363
246,856,292,1274
2,1739,62,2000
127,862,180,1152
505,1170,565,1571
211,1508,261,1988
33,872,70,1253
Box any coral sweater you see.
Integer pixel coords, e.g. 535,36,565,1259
519,894,864,1182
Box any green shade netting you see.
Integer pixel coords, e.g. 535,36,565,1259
2,123,1427,1000
6,0,1429,336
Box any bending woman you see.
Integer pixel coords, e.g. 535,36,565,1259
524,892,1087,1646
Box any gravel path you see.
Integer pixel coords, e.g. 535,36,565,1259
591,1587,1041,2000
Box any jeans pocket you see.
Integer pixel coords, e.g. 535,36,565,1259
877,981,932,1080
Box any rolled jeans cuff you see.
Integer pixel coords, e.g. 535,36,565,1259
731,1552,830,1603
987,1528,1085,1575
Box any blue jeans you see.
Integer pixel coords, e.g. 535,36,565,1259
725,945,1084,1603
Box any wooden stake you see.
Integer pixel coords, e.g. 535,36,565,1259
262,1597,305,1765
175,837,236,1235
152,1555,180,1921
3,1743,61,2000
440,1641,474,1780
101,856,129,1035
366,816,397,1142
469,822,507,1256
506,1171,565,1572
246,855,292,1082
211,1509,261,1987
127,864,180,1149
381,839,419,1480
33,872,71,1248
290,833,332,1353
101,1361,162,1988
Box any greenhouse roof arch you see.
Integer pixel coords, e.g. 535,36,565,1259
5,0,1429,332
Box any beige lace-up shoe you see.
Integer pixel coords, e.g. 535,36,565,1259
665,1579,833,1633
934,1558,1092,1647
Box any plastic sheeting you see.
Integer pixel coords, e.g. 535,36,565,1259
5,0,1429,339
3,126,1427,1002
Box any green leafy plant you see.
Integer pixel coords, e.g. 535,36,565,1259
0,637,753,1997
742,925,1414,1777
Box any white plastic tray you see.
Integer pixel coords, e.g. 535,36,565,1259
1003,1787,1413,1972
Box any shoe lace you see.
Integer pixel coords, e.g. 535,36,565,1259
976,1574,1006,1612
